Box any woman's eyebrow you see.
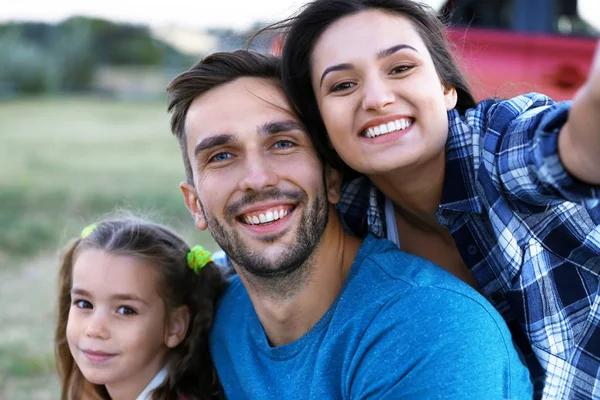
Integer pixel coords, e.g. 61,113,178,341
320,63,352,87
377,44,419,59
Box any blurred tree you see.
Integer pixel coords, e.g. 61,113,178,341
0,17,194,95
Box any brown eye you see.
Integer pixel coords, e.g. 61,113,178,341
390,65,412,75
331,81,355,92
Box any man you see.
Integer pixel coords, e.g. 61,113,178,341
166,50,532,399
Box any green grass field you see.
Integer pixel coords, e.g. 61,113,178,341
0,97,216,398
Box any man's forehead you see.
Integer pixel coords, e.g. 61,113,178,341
192,77,288,116
185,77,297,138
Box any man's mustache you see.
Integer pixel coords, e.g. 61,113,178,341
224,188,307,219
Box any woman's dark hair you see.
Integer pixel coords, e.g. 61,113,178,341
275,0,476,172
55,213,226,400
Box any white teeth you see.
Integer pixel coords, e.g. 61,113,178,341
365,118,412,138
243,208,290,225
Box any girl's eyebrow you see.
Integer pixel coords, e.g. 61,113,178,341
110,293,148,305
71,287,91,297
70,287,148,305
319,44,420,88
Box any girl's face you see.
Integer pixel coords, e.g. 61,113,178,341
310,9,457,175
66,250,178,399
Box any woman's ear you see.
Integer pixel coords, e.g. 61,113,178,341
165,305,190,348
444,85,458,111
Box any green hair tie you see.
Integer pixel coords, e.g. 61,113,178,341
187,245,212,275
80,224,97,239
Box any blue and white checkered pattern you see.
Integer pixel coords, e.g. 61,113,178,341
337,93,600,399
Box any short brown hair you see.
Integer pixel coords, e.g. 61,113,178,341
167,50,280,184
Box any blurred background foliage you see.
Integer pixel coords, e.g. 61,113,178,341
0,17,196,95
0,17,246,398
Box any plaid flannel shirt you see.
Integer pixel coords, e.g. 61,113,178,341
337,93,600,399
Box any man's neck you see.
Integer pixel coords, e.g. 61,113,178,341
235,214,362,347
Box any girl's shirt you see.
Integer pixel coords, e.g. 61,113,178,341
136,366,168,400
336,93,600,400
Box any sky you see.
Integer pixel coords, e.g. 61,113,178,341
1,0,598,31
0,0,446,30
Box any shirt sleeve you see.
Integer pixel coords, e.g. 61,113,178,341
479,93,600,208
347,286,533,400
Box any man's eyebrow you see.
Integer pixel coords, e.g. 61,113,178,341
319,44,419,87
194,134,237,156
258,120,305,136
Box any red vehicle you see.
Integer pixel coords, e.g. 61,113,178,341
442,0,598,101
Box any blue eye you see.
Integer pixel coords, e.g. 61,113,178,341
211,152,232,162
74,299,92,309
272,140,294,149
117,306,137,316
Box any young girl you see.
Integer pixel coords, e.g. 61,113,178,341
274,0,600,398
54,215,226,400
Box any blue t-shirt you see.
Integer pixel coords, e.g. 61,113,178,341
209,235,533,399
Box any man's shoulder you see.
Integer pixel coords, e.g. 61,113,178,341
358,235,468,291
351,236,505,326
213,274,250,321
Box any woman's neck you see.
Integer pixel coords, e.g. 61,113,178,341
368,151,446,218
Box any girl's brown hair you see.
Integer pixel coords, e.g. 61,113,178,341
55,214,226,400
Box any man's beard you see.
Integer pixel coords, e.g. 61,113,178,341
200,187,329,295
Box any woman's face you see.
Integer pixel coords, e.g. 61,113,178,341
310,9,457,175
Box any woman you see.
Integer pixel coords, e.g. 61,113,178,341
278,0,600,398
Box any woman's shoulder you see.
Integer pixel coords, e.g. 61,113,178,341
452,92,560,128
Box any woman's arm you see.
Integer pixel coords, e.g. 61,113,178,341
559,41,600,185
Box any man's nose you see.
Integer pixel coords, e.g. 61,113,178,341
361,75,394,111
239,154,279,192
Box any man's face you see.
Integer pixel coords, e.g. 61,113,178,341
181,77,341,277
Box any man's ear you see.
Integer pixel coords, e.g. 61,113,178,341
324,165,343,204
443,85,458,111
180,181,207,231
164,305,190,348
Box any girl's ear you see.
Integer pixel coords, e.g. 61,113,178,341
165,305,190,348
